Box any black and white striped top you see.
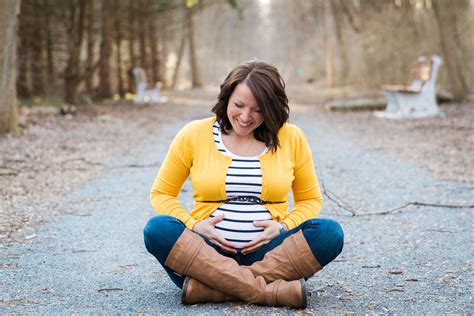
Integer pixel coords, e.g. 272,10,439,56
210,122,272,249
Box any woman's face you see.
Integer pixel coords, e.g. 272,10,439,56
226,82,264,138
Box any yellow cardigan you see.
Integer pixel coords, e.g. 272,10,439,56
150,117,323,230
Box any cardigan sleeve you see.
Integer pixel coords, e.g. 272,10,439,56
282,128,323,230
150,123,198,230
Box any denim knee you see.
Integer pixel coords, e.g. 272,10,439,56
143,215,185,260
303,218,344,267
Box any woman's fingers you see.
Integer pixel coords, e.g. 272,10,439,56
209,214,225,225
193,215,225,237
241,234,270,254
242,238,268,254
212,233,237,253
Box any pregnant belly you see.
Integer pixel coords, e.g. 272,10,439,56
211,204,273,249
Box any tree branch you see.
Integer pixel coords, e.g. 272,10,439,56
320,179,358,216
357,201,474,216
321,179,474,217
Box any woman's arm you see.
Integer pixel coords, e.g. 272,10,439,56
282,129,323,230
150,124,198,230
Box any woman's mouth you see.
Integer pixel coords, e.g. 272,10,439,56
237,120,252,128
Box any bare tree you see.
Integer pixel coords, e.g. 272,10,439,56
31,0,46,95
187,5,203,88
323,1,335,88
148,1,162,83
172,26,187,89
63,0,86,105
127,0,137,93
137,0,149,71
114,0,126,98
96,0,113,99
44,0,55,86
0,0,21,135
16,0,32,99
85,0,95,96
432,0,467,101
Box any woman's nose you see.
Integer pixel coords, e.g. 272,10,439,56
240,109,250,121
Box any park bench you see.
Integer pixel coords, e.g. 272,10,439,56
132,67,165,104
374,55,443,118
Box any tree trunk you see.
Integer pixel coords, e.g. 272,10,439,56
0,0,21,136
96,0,113,99
432,0,467,101
159,24,169,89
64,0,86,105
172,26,186,89
30,0,46,95
323,0,335,88
115,2,125,98
187,6,203,88
44,0,55,86
333,0,349,85
17,0,31,99
138,0,148,70
85,0,95,96
127,0,136,93
148,3,161,83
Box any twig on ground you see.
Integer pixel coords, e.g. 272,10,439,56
52,157,106,166
423,229,465,233
110,162,160,169
98,288,124,292
0,167,19,176
3,158,161,174
357,201,474,216
320,180,358,216
321,179,474,217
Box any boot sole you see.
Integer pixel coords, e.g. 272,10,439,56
300,279,308,309
181,276,191,304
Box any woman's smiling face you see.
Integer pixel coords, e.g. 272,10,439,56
226,82,264,138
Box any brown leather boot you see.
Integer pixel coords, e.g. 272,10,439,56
165,229,307,308
181,276,237,304
182,230,321,304
248,230,322,283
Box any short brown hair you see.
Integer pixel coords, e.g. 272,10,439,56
211,60,290,152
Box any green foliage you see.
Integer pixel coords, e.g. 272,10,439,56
154,0,174,13
154,0,242,18
225,0,243,19
186,0,199,8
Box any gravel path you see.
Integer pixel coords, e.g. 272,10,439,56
1,102,473,314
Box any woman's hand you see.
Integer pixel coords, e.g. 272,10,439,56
241,220,281,255
193,215,237,253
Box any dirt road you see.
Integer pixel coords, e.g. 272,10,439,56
1,100,472,313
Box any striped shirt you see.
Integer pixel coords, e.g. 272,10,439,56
210,123,272,249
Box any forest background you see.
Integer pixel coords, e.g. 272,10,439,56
0,0,473,135
0,1,473,313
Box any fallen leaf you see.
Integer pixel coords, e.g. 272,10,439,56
24,234,36,240
338,295,353,301
98,288,124,292
386,288,405,293
362,264,381,268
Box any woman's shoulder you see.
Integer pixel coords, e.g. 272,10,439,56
180,116,216,133
278,122,305,139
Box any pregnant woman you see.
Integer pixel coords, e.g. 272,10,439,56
143,60,344,308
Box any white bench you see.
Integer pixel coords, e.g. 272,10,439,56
132,67,166,104
374,55,443,118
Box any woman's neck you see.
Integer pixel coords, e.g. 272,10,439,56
228,130,255,144
222,129,266,157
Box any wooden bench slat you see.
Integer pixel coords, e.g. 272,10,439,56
382,85,421,93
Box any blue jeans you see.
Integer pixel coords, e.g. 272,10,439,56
143,215,344,289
